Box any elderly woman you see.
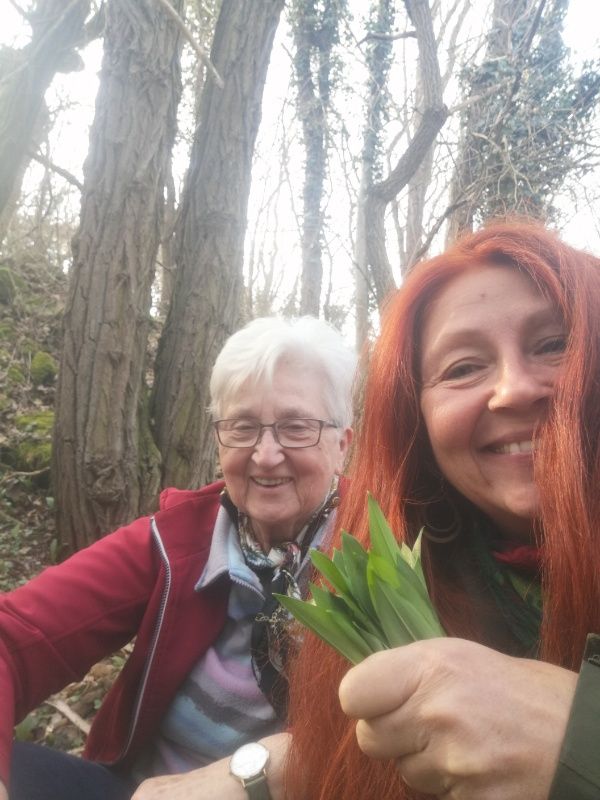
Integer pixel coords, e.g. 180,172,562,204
286,221,600,800
0,315,355,800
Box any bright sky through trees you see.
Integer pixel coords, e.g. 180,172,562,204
2,0,599,303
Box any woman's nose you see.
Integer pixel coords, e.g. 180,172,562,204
251,427,285,465
488,358,554,412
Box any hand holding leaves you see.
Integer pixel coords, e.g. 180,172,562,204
275,495,445,664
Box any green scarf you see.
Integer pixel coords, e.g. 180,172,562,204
469,517,542,656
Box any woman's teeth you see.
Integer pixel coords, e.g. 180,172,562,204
253,477,290,486
495,441,533,455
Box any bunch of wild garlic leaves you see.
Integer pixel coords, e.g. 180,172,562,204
276,495,445,664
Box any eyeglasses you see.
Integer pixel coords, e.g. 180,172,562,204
214,418,338,448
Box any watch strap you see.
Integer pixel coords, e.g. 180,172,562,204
242,771,272,800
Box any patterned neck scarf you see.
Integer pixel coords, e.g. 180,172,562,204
221,482,340,717
237,513,302,574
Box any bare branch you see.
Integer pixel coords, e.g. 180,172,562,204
449,76,512,114
83,4,106,44
411,198,469,263
7,0,30,21
357,30,416,46
364,0,449,305
0,466,50,486
153,0,224,88
29,150,84,191
44,699,91,734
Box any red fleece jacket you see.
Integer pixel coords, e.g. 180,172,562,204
0,481,230,784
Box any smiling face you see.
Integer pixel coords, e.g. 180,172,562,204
419,265,566,539
217,358,352,550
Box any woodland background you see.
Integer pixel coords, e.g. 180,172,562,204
1,0,600,748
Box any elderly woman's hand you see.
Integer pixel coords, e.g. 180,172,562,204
130,732,289,800
339,638,577,800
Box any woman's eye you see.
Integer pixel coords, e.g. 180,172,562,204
442,362,481,381
536,335,567,356
231,421,256,432
280,422,310,435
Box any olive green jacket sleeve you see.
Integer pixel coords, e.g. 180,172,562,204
548,634,600,799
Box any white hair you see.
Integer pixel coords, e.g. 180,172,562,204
209,316,357,427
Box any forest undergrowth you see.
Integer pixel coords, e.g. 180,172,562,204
0,252,126,754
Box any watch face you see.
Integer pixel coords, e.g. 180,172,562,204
230,742,269,780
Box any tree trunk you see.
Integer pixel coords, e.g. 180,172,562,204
404,0,472,266
292,0,338,316
152,0,284,490
446,0,534,242
365,0,448,308
53,0,183,552
354,0,395,349
0,0,91,242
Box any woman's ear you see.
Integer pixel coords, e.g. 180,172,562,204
335,427,353,473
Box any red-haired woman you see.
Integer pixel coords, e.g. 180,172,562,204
286,220,600,800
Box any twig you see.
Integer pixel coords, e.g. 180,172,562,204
0,467,51,486
154,0,224,89
449,77,513,115
29,151,84,191
0,507,22,526
7,0,30,21
357,30,417,46
44,699,91,734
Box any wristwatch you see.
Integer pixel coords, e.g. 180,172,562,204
229,741,273,800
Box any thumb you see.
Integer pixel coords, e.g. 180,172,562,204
339,640,437,719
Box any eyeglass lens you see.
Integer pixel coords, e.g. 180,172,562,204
217,419,324,447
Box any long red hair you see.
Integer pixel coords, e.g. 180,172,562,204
285,220,600,799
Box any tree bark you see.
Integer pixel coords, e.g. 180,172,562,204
292,0,338,316
0,0,90,242
151,0,284,490
354,0,395,348
446,0,532,241
365,0,448,307
53,0,183,551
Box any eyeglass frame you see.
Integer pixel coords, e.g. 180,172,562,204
213,417,339,449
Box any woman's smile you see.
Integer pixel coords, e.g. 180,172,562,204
488,440,534,455
250,476,293,487
419,264,566,538
218,359,352,549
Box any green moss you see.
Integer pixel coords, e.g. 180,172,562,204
15,410,54,435
7,365,26,386
0,267,16,305
0,320,15,338
30,351,58,386
14,439,52,471
11,411,54,472
21,338,38,356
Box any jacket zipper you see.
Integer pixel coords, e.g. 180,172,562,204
117,516,172,760
115,527,263,761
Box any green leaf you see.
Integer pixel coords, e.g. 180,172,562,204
309,582,367,626
391,548,433,608
367,493,401,565
275,497,446,664
309,582,342,612
367,552,401,589
367,564,414,647
310,550,386,637
275,593,372,664
310,548,351,596
332,546,346,577
340,532,375,617
369,552,443,635
411,528,427,586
